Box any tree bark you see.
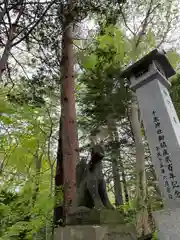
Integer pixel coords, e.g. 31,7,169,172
0,4,24,79
119,152,129,203
32,151,42,205
60,21,79,219
129,92,151,237
112,157,123,206
54,118,64,226
107,118,123,206
32,151,42,240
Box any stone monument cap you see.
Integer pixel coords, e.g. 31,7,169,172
121,49,176,79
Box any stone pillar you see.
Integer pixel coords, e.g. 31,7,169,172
122,49,180,239
122,49,180,208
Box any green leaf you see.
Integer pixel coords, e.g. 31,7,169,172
83,54,98,69
98,34,114,49
0,115,15,125
167,50,180,69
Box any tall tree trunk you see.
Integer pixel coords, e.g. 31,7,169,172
107,118,123,206
60,18,79,220
54,118,64,226
129,92,151,237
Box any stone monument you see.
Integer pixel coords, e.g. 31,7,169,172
122,49,180,239
54,144,136,240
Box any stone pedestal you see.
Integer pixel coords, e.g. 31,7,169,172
55,209,136,239
54,224,136,240
67,209,125,225
153,208,180,239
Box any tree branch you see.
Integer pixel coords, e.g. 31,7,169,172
120,8,135,36
135,0,154,48
12,0,56,47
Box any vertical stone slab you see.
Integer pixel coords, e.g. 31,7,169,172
122,49,180,239
153,208,180,240
122,50,180,208
136,78,180,207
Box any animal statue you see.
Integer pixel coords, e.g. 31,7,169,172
73,144,114,210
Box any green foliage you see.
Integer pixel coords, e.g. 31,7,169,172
83,54,98,70
170,73,180,118
0,87,57,239
167,51,180,69
78,26,131,133
152,231,158,240
0,166,54,239
1,1,180,238
117,200,136,224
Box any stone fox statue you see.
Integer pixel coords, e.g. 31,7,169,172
74,144,114,210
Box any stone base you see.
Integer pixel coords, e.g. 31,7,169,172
153,208,180,240
67,209,125,225
54,224,136,240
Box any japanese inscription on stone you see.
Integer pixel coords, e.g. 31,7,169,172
152,110,180,200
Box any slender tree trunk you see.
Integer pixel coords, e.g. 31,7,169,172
0,4,23,79
60,19,79,220
107,118,123,206
150,167,162,199
32,152,42,240
32,152,42,205
0,26,15,77
129,92,151,237
112,158,123,206
0,3,6,23
119,152,129,203
54,118,64,226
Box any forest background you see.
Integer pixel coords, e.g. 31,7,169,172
1,0,180,239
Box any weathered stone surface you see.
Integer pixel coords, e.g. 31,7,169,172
54,224,136,240
153,208,180,239
127,51,180,208
123,50,180,240
67,208,125,225
102,224,136,240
